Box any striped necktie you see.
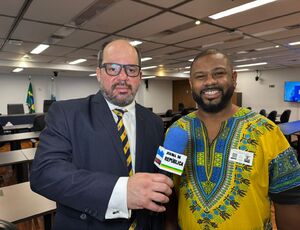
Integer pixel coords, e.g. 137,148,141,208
113,109,133,176
113,109,137,229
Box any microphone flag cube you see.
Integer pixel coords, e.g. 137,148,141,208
154,146,187,175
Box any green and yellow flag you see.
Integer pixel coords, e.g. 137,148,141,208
26,82,35,113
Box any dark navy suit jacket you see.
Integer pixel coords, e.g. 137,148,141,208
30,91,165,230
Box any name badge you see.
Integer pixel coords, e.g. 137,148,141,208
229,149,254,166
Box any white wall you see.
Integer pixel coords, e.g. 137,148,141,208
1,68,299,120
0,74,172,115
236,67,300,121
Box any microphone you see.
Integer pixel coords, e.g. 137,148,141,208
154,127,188,176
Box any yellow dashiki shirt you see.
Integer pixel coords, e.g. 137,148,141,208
172,108,300,230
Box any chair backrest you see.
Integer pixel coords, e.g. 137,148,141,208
280,109,291,123
7,104,24,115
43,100,55,113
259,109,267,116
165,109,173,117
267,110,277,122
178,103,184,112
0,219,18,230
32,114,46,131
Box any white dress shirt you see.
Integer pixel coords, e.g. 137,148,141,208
105,99,136,219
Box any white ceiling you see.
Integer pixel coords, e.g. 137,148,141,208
0,0,300,79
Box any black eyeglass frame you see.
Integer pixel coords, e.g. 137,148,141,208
99,63,141,77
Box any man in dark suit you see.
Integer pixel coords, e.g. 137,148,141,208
30,39,173,230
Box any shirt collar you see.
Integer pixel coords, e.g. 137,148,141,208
105,99,136,114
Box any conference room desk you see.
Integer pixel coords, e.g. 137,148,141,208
0,182,56,230
0,131,40,150
0,113,40,126
0,149,31,183
3,124,33,133
22,148,37,161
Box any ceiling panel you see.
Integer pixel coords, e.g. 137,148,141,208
0,0,25,17
56,29,106,47
0,16,14,39
24,0,96,25
10,20,60,43
82,0,160,33
140,0,186,8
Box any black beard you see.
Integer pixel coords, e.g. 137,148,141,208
192,85,235,113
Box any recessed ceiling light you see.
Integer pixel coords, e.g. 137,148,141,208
235,68,249,72
141,66,157,70
142,76,156,79
289,41,300,46
141,57,152,62
30,44,50,54
130,40,143,46
236,62,267,68
69,59,87,65
12,68,24,72
195,20,201,25
209,0,277,20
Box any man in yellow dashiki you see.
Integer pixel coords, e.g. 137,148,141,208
165,49,300,230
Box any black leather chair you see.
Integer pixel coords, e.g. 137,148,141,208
178,103,185,112
278,109,291,124
30,114,46,147
0,219,18,230
0,125,5,148
259,109,267,117
267,110,277,122
165,109,173,117
43,99,55,113
7,104,24,115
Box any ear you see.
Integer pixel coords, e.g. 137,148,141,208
232,71,237,87
96,67,101,82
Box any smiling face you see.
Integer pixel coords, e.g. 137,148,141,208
96,40,141,106
190,53,237,113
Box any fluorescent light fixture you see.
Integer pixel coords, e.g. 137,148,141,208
252,28,286,37
142,75,156,79
209,0,277,20
183,71,190,74
12,68,24,72
185,66,191,69
89,73,97,76
289,41,300,46
234,58,257,63
69,58,87,65
130,40,143,46
236,62,267,68
188,58,194,62
195,20,201,25
30,44,50,54
235,68,249,72
141,57,152,62
141,65,157,70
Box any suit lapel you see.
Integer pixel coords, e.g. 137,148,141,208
91,92,128,171
135,105,146,173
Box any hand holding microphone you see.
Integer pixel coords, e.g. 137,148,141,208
127,127,188,212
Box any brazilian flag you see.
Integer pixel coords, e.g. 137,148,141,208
26,82,35,113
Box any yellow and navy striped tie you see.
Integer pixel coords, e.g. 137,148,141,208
113,109,133,176
113,109,136,229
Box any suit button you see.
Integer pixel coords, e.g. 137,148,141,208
80,213,87,220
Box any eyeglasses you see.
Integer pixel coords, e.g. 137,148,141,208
100,63,141,77
192,68,228,80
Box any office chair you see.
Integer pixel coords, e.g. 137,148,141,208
0,219,18,230
7,104,24,115
178,103,185,112
165,109,173,117
165,114,182,130
276,109,291,124
43,99,55,113
259,109,267,117
30,114,46,147
267,110,277,123
0,125,5,148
